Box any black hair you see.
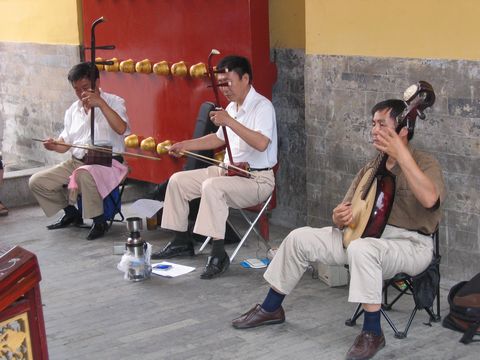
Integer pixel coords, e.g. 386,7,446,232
217,55,253,84
371,99,415,140
67,62,99,84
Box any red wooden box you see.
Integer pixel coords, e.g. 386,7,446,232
0,246,48,359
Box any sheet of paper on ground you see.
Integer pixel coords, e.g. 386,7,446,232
151,261,195,277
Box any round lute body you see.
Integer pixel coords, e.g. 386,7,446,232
343,167,395,248
343,168,377,247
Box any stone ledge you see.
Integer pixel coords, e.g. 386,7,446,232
3,166,50,180
0,166,154,208
0,167,45,208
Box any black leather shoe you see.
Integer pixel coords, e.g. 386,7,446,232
200,252,230,279
47,213,83,230
151,242,195,259
86,222,107,240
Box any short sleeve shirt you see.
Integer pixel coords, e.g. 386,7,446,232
215,86,277,168
343,146,446,235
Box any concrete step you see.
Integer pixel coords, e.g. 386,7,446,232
0,167,40,208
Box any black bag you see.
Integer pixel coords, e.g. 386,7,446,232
442,272,480,344
411,255,441,309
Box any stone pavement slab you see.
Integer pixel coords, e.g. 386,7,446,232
0,204,478,359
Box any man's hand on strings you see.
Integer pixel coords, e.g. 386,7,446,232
373,126,408,161
332,202,353,229
209,109,233,127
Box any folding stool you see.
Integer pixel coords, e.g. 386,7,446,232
345,228,442,338
77,181,126,228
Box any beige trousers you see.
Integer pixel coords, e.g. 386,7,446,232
29,158,103,219
161,166,275,239
264,225,433,304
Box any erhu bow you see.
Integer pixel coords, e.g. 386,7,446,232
32,138,162,162
342,81,435,248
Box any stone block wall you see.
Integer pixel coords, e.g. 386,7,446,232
1,40,477,282
271,48,307,227
0,42,79,171
305,54,480,282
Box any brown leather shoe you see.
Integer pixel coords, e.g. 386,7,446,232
346,330,385,360
232,304,285,329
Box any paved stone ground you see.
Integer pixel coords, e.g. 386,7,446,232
0,204,478,360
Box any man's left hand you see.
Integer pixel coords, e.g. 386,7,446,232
81,89,104,110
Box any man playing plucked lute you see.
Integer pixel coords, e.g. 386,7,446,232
232,98,446,360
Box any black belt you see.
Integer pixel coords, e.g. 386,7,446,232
74,155,124,164
250,167,272,172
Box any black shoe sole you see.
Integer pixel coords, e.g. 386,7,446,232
86,233,106,240
200,259,230,279
46,217,83,230
86,224,107,240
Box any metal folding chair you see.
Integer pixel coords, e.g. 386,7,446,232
199,164,278,262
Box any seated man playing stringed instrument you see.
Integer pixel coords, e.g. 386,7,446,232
29,62,130,240
232,96,446,360
152,55,277,279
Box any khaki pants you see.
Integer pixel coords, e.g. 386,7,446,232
29,158,103,219
264,225,433,304
161,166,275,239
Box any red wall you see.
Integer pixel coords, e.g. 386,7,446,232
81,0,276,184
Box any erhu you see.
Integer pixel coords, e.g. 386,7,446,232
207,49,251,178
83,16,116,167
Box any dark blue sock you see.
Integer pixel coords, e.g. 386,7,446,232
64,205,79,218
362,310,382,336
92,214,105,224
210,239,225,258
261,288,285,312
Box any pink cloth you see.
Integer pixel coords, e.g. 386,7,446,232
68,159,128,199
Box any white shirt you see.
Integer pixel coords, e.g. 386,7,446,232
215,86,277,168
59,90,130,159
